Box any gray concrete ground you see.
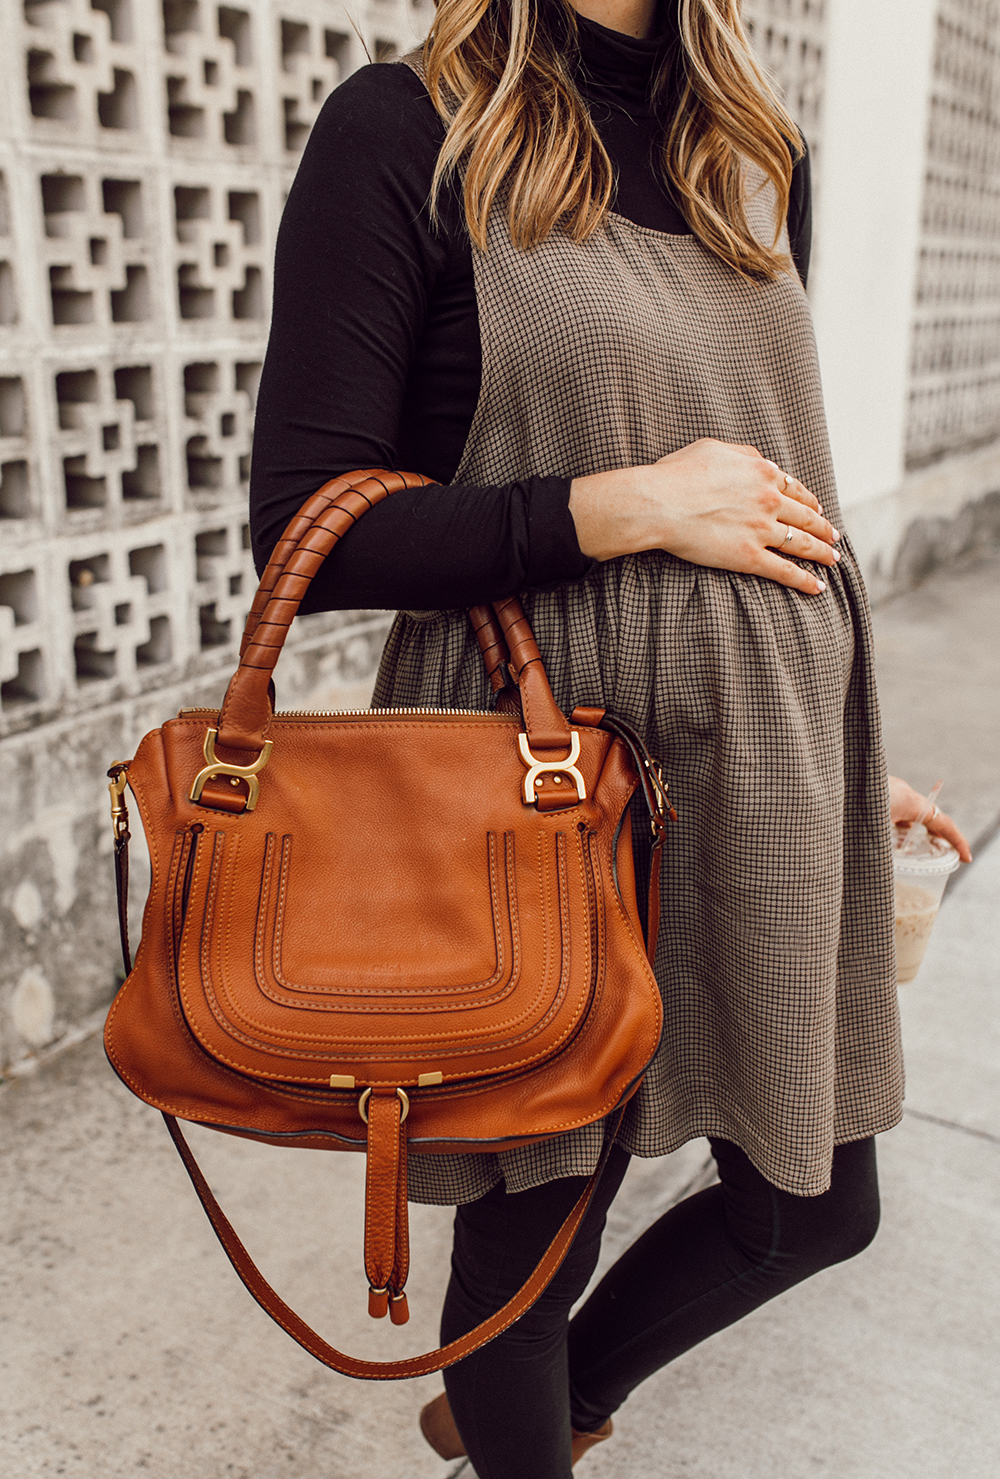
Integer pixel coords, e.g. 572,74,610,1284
2,557,999,1479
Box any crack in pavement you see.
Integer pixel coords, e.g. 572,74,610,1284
902,1105,1000,1147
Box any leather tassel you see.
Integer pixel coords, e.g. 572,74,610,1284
363,1088,410,1321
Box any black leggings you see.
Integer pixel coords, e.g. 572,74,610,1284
441,1137,880,1479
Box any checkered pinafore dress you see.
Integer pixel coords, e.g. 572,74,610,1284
375,71,904,1204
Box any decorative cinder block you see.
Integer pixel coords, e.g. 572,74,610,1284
193,515,256,648
743,0,826,177
164,0,258,148
56,363,137,504
23,0,142,140
0,566,44,700
0,372,34,518
183,357,257,494
173,181,264,321
0,169,18,328
279,16,342,151
69,547,152,683
41,170,152,327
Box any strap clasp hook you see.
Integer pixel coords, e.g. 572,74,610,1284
517,731,586,805
189,727,273,811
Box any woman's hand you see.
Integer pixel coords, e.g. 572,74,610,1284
569,438,840,595
888,776,972,862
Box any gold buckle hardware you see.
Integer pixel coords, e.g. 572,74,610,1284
517,731,587,805
189,727,273,811
644,756,676,826
108,764,130,844
358,1087,410,1124
645,759,668,821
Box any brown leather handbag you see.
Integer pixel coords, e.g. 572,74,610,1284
104,469,671,1380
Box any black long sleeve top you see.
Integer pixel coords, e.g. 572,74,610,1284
249,13,812,613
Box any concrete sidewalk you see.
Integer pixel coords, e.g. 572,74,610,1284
2,558,998,1479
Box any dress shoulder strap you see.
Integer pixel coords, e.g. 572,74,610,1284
398,48,428,85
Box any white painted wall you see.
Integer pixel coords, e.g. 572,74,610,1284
810,0,939,523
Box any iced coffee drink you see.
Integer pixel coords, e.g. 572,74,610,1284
892,827,960,984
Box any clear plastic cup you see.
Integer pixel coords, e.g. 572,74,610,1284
892,825,961,983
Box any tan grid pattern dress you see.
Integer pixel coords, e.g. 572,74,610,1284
375,66,904,1204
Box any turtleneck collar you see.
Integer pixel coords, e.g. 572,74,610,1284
574,6,680,117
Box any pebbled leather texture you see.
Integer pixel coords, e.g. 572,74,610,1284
104,469,668,1379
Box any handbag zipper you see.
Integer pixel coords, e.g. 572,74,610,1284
177,706,515,720
280,708,515,719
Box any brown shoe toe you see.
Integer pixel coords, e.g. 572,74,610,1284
419,1391,613,1467
419,1391,466,1461
571,1418,613,1464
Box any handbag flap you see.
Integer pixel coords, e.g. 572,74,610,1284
148,708,637,1092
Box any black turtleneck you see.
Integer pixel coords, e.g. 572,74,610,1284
250,18,812,613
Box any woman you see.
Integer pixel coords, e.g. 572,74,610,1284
250,1,969,1472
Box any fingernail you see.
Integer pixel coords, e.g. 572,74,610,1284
831,527,840,541
833,549,841,561
815,580,827,592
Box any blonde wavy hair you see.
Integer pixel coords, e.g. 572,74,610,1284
423,0,802,279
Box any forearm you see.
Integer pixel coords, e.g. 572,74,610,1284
569,465,659,562
261,474,591,613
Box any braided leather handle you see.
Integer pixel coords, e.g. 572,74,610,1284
492,597,572,751
216,470,573,761
468,605,512,694
239,469,391,660
217,471,432,756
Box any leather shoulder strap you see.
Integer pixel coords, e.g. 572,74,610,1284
163,1111,620,1381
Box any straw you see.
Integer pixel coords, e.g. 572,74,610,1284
897,779,944,857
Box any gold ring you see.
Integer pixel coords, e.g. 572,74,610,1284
782,473,791,491
782,523,794,547
358,1087,410,1124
